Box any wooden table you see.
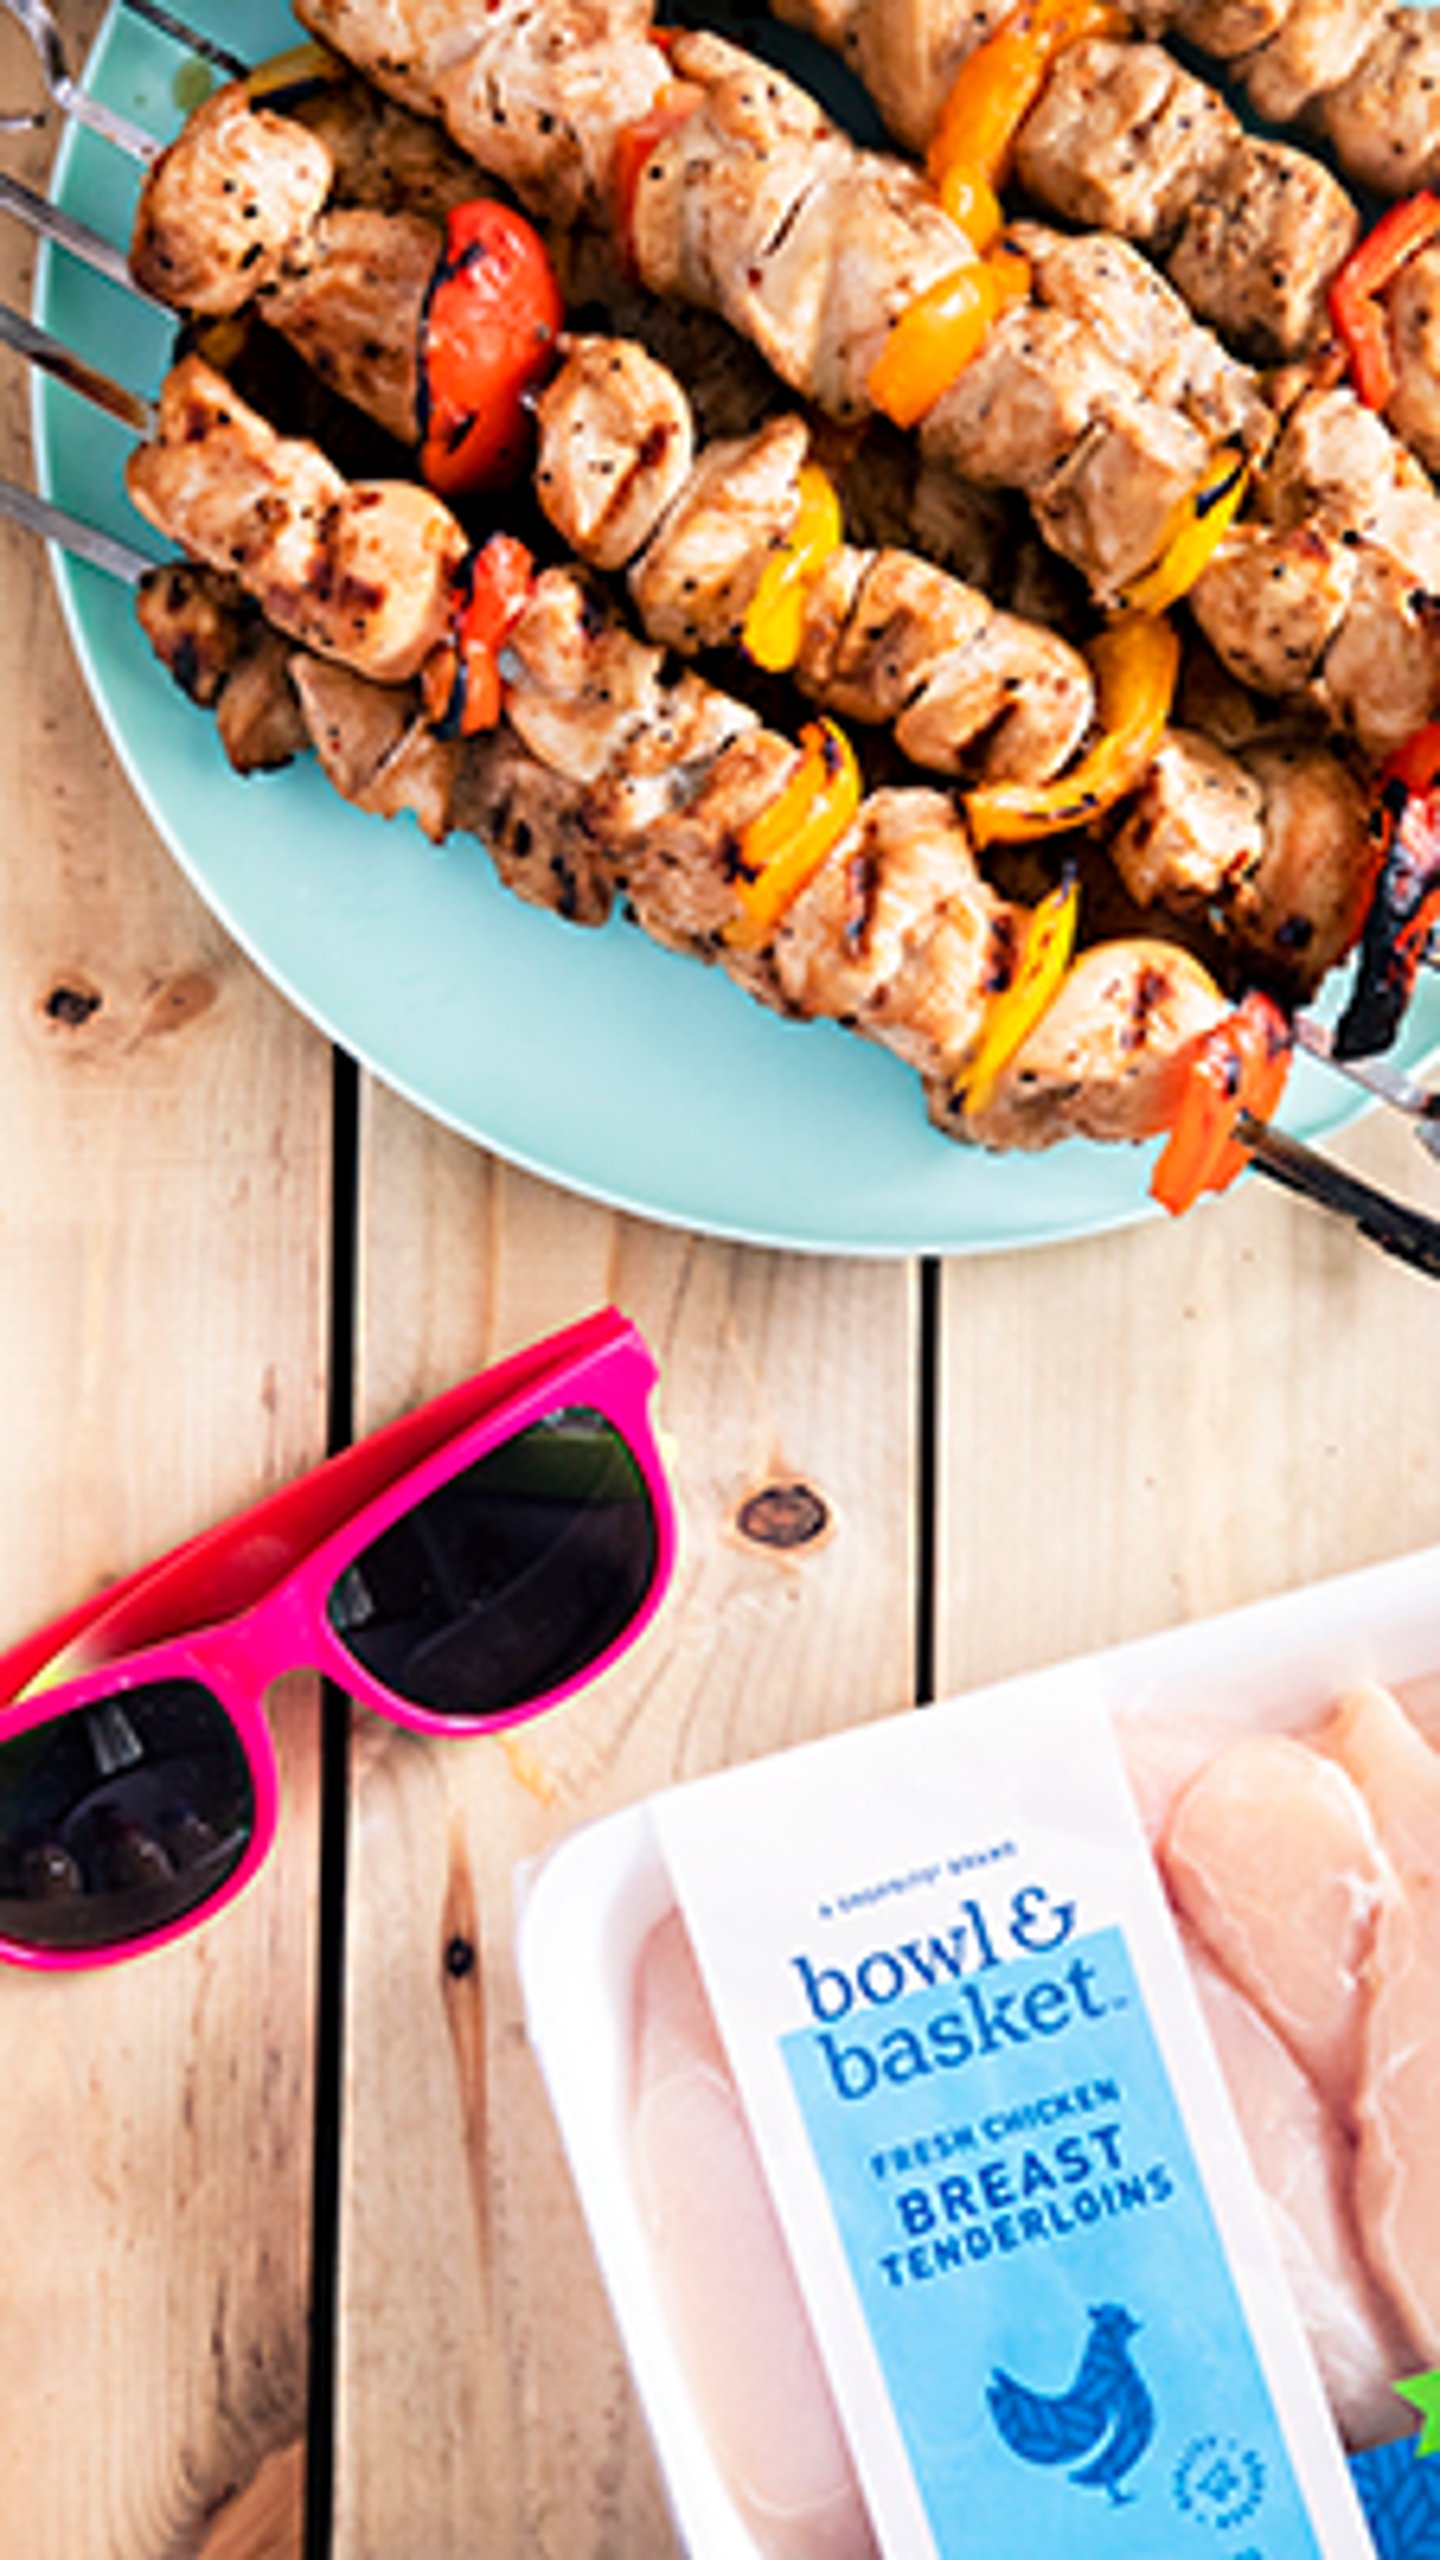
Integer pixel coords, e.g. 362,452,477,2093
1,11,1439,2552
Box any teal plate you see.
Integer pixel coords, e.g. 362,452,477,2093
29,0,1440,1254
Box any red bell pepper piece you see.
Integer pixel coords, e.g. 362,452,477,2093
424,534,535,737
418,200,563,499
1329,192,1440,412
1150,992,1293,1217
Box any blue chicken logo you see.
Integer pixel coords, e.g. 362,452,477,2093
986,2303,1156,2506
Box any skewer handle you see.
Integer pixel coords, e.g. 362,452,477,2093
1241,1115,1440,1282
1294,1014,1440,1164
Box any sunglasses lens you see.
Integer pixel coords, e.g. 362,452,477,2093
326,1405,658,1719
0,1678,255,1955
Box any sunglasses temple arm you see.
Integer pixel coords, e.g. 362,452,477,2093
0,1533,214,1699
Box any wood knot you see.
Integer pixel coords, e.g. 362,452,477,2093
733,1480,831,1551
444,1933,477,1980
43,982,102,1027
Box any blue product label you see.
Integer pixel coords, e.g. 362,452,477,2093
782,1923,1327,2560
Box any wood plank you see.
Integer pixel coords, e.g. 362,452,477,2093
0,25,333,2547
335,1086,917,2557
936,1106,1440,1696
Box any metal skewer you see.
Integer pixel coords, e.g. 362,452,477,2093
0,471,154,579
2,0,338,161
0,0,159,157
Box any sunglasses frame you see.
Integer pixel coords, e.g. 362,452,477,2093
0,1307,675,1969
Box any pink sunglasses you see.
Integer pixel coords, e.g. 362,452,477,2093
0,1307,675,1968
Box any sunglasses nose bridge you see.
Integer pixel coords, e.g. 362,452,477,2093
207,1573,327,1696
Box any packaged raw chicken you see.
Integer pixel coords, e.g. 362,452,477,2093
521,1542,1440,2559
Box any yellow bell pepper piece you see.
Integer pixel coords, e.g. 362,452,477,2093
965,613,1179,847
1117,448,1251,616
959,874,1081,1116
243,40,342,102
742,464,844,674
726,720,862,951
868,247,1030,430
926,0,1128,197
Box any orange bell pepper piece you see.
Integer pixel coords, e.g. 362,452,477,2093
868,247,1030,430
1118,448,1250,617
726,720,862,951
422,534,535,736
418,200,563,498
926,0,1127,199
959,874,1081,1117
965,612,1179,847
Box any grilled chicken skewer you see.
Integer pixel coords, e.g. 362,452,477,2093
30,63,1102,794
17,96,1100,796
275,0,1440,770
761,0,1440,206
0,77,1319,969
4,457,1219,1148
17,474,1440,1266
4,168,1376,1016
537,332,1376,998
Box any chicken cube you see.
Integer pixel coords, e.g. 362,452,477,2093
1014,40,1236,246
1166,138,1360,360
1240,0,1385,128
1110,729,1265,914
1321,9,1440,199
